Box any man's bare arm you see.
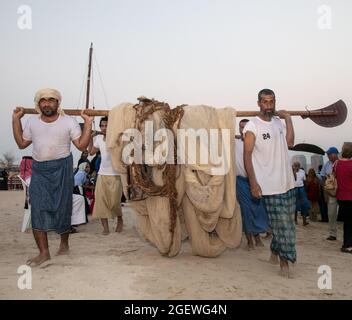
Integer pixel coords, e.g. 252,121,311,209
72,110,94,152
12,107,32,149
277,110,294,148
88,132,99,156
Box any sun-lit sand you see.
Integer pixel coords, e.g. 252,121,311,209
0,190,351,300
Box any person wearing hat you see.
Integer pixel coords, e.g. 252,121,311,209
321,146,340,241
12,88,94,266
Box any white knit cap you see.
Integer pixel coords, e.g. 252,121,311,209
34,88,64,115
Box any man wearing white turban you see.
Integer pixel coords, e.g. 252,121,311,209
12,88,94,266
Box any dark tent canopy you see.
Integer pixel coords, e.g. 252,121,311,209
289,143,325,155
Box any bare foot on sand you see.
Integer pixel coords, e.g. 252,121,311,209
247,243,255,251
263,232,272,240
102,229,110,236
56,245,69,256
255,236,264,247
115,218,123,233
26,251,50,266
279,260,293,278
278,269,293,278
269,253,279,265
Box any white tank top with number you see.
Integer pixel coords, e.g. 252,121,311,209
243,116,295,195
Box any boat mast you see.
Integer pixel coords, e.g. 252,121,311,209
85,42,93,109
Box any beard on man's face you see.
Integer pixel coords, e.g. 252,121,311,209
261,107,276,119
263,109,275,118
40,105,58,116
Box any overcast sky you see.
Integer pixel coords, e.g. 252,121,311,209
1,0,351,165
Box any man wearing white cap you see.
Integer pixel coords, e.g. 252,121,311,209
12,88,93,266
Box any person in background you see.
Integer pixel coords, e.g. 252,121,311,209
20,156,33,185
321,147,339,241
74,150,90,174
84,171,96,214
235,119,269,250
90,150,101,174
74,162,91,191
88,116,123,235
334,142,352,254
317,164,329,223
306,168,321,222
292,162,310,226
0,169,9,191
74,161,92,223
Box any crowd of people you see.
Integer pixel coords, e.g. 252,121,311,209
11,87,352,277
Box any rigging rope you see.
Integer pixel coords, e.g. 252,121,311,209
77,54,89,109
93,52,110,107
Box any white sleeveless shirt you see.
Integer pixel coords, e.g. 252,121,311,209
243,116,295,195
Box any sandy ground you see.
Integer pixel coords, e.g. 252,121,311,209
0,190,351,300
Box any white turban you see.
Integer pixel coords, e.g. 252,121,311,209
34,88,64,115
78,162,88,172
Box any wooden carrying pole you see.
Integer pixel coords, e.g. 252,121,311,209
21,108,338,118
19,99,347,128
